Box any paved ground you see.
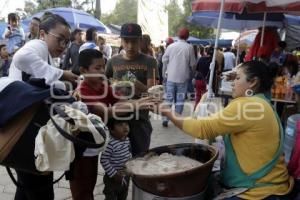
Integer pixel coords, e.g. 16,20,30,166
0,104,195,200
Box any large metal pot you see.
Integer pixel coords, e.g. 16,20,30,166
132,182,206,200
128,143,218,198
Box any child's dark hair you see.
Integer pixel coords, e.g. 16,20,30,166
78,49,103,69
8,13,18,22
239,60,277,93
86,27,97,41
106,118,128,131
39,12,70,33
0,44,6,52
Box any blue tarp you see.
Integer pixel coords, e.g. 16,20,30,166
187,11,283,30
188,11,300,30
172,36,232,47
285,14,300,26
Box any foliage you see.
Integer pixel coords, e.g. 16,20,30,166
101,0,138,25
75,0,96,16
166,0,183,36
179,0,214,39
25,0,72,16
23,0,214,39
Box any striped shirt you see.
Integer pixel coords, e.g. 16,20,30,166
100,137,132,177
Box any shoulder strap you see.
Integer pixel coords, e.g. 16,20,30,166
6,167,64,188
249,94,284,183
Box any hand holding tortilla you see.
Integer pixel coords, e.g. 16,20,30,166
147,85,164,100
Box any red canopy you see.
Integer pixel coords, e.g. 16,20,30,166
192,0,300,15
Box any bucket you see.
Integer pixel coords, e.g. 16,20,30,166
127,143,218,198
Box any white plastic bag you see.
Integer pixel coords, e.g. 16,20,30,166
34,105,108,171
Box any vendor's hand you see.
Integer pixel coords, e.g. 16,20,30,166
62,70,79,84
132,96,157,110
149,101,171,116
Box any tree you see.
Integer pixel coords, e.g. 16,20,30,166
25,0,73,16
101,0,137,25
180,0,214,39
36,0,72,10
100,0,214,39
166,0,183,36
24,1,37,17
76,0,96,15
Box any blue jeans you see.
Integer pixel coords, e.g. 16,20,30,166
163,81,188,123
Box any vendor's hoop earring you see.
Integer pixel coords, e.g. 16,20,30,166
245,89,254,97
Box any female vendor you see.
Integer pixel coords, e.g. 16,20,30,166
152,60,294,199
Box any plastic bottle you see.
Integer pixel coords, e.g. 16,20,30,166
285,77,293,100
284,114,300,164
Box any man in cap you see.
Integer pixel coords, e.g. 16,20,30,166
162,27,196,127
105,23,158,156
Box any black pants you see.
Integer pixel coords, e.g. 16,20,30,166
128,119,152,156
14,170,54,200
103,174,129,200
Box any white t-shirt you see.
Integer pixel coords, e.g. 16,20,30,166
162,40,197,83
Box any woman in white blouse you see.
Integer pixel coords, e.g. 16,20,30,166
10,12,78,200
9,12,78,87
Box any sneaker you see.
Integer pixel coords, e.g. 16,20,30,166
162,121,168,127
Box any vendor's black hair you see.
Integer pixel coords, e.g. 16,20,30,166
239,60,277,93
78,49,103,69
39,12,70,33
86,27,97,41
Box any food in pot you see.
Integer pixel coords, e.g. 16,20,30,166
126,153,203,175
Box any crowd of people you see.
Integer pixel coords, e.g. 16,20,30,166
0,10,300,200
